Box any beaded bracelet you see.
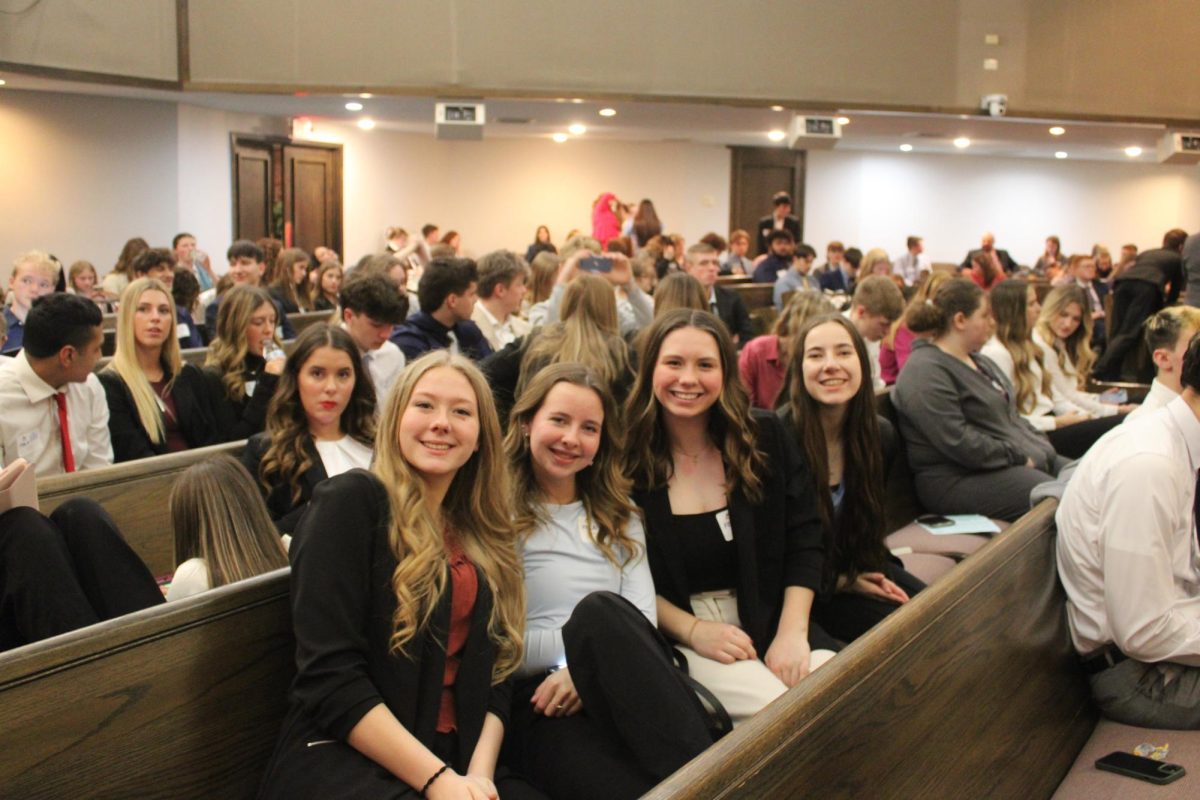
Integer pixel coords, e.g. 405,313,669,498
420,764,451,798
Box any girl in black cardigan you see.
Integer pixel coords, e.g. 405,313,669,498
258,351,542,800
625,309,836,724
241,324,375,535
99,278,221,461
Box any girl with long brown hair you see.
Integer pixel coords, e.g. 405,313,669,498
201,284,285,441
503,363,712,799
626,309,836,724
241,324,376,533
267,247,312,313
259,351,539,800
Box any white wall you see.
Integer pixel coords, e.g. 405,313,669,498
804,149,1200,265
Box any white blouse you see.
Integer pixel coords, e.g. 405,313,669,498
981,337,1090,431
1032,330,1117,418
314,435,374,477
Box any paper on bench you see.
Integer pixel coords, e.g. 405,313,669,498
0,458,38,514
918,514,1000,535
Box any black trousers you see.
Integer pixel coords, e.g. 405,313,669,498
504,592,714,800
0,498,163,651
1093,281,1162,381
811,560,925,645
1046,413,1125,460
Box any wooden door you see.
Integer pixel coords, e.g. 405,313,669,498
729,147,806,256
283,144,342,257
232,140,273,243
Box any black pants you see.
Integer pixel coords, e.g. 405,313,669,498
0,498,163,651
504,592,714,800
811,560,925,645
1093,281,1162,381
1046,413,1125,460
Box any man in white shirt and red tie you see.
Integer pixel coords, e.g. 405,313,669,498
0,293,112,476
1057,332,1200,728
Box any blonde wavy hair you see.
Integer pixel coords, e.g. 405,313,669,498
1036,285,1095,387
204,285,280,403
505,363,639,568
373,351,524,682
104,278,182,445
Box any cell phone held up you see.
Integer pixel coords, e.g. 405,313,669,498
1095,751,1185,785
578,255,612,274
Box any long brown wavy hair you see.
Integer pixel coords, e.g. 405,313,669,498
258,325,377,504
782,314,886,588
625,309,764,502
374,351,524,682
204,285,280,402
505,363,638,568
1036,285,1096,386
990,280,1051,414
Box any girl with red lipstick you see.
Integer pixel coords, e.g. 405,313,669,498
779,315,924,644
241,324,376,535
502,363,713,800
626,309,838,724
100,277,222,462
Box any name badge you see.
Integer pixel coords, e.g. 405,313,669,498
577,514,598,544
716,509,734,542
16,430,40,460
244,380,257,397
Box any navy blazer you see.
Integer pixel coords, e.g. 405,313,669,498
241,432,329,534
176,306,204,349
391,312,493,362
817,266,855,294
712,285,754,346
632,410,825,655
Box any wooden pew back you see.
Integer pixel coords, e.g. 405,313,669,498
644,499,1095,799
729,283,774,311
0,569,293,800
38,441,246,576
288,309,336,335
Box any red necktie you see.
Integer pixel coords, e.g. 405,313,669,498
54,392,75,473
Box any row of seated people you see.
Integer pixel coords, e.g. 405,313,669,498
1,305,940,799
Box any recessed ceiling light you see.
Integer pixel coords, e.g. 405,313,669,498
571,98,584,104
1049,126,1065,136
345,102,363,111
0,79,6,86
568,123,587,135
900,144,913,152
953,137,971,149
767,130,787,142
1055,151,1068,159
357,118,376,130
1125,146,1143,157
598,108,616,117
552,133,569,143
770,105,784,112
837,116,850,125
359,93,373,99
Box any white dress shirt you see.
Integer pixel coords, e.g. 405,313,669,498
980,337,1091,432
358,338,405,406
0,354,113,476
1033,330,1118,418
314,435,374,476
892,252,932,286
1056,397,1200,664
1125,379,1177,424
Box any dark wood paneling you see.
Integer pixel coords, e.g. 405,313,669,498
729,147,806,256
234,143,272,242
283,144,342,257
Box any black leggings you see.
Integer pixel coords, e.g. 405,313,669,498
811,561,926,645
0,498,163,651
1046,413,1125,460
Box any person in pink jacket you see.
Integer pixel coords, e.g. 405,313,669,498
591,192,621,248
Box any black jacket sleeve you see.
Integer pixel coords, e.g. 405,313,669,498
761,411,825,593
97,371,160,462
202,365,278,442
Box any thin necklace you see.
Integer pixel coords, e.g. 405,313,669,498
672,444,713,465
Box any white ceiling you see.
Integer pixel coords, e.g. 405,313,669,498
0,70,1181,163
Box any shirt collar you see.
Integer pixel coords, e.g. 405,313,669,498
707,287,717,305
12,352,59,404
1166,395,1200,472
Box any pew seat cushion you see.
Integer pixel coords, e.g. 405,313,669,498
885,522,997,559
896,552,957,585
1053,718,1200,799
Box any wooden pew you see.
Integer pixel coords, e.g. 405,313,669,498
38,441,246,576
95,346,210,373
101,312,118,331
0,569,293,800
644,499,1097,799
729,283,774,312
287,309,335,335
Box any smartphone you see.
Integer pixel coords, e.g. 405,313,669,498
916,514,954,528
579,255,612,273
1095,751,1185,784
1099,388,1128,405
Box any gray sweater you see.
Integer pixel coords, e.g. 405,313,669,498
892,340,1057,485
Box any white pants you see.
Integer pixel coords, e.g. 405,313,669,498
675,589,835,724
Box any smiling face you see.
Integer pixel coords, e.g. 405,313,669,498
298,345,355,435
398,366,480,487
229,255,265,286
1052,302,1084,341
133,289,174,349
245,301,277,357
802,321,862,408
652,326,723,420
525,382,604,502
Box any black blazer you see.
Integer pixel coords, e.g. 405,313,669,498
262,471,509,785
755,214,802,255
200,353,279,442
241,433,328,534
98,364,222,462
632,411,825,655
712,285,754,347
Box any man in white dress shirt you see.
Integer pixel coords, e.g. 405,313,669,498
0,293,112,476
1125,306,1200,423
891,236,932,287
471,250,530,352
338,273,407,406
1057,335,1200,728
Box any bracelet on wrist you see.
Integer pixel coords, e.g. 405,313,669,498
420,764,451,798
685,617,700,647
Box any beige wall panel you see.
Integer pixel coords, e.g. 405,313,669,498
0,0,176,81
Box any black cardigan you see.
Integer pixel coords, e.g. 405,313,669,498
632,410,825,655
97,364,222,462
200,353,279,442
277,470,509,769
241,432,328,534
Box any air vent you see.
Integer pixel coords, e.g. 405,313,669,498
496,117,533,125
